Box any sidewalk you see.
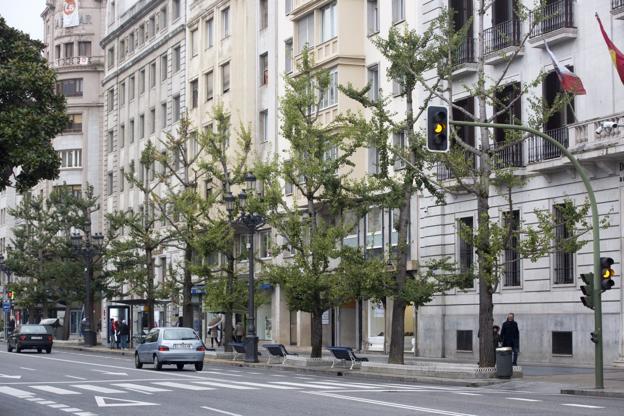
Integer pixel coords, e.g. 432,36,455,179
48,340,624,395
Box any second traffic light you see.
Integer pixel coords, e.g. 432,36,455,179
600,257,615,291
427,106,449,153
580,272,594,310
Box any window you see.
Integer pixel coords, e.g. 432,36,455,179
107,47,115,69
259,229,271,258
392,0,405,24
120,124,125,147
139,68,146,94
190,79,198,109
119,82,126,106
393,131,406,170
390,208,400,247
129,76,135,100
392,77,405,96
65,114,82,133
259,110,268,142
366,207,383,251
107,172,114,195
367,0,379,35
129,161,135,188
119,39,126,61
173,95,181,122
119,168,125,192
191,28,199,56
458,216,474,287
64,42,74,58
552,331,573,355
321,2,337,43
553,204,574,284
173,45,181,72
221,7,230,38
205,70,214,101
368,146,380,174
205,18,214,48
260,0,269,30
58,149,82,168
107,89,114,112
160,54,168,81
285,179,293,196
319,68,338,109
367,64,379,102
138,25,145,45
56,78,83,97
260,52,269,85
189,131,199,160
55,44,61,60
285,0,293,15
173,0,181,20
503,210,521,287
107,130,114,153
150,107,156,134
139,114,145,139
235,234,251,260
149,15,156,38
343,211,359,248
161,102,168,127
159,6,167,29
493,82,522,167
297,13,314,53
78,41,91,57
129,118,135,143
149,61,157,88
221,62,230,93
285,38,293,73
456,330,473,351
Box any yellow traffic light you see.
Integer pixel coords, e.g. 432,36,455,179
434,122,445,134
600,257,615,291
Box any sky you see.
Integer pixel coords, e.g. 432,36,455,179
0,0,45,40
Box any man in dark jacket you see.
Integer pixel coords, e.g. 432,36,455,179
500,313,519,365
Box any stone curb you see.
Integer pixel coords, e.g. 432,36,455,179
50,343,505,387
560,388,624,399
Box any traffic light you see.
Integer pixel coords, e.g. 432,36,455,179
600,257,615,291
427,106,449,153
7,290,14,300
580,273,594,310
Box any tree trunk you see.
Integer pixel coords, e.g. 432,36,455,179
223,259,235,352
310,309,323,358
145,246,155,330
62,305,71,340
183,244,194,328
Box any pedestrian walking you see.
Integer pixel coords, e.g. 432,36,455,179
108,318,114,348
114,320,121,349
234,322,244,343
493,325,501,351
177,316,184,327
8,317,15,335
500,313,520,366
208,317,220,348
120,320,130,349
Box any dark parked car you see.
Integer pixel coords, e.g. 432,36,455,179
7,325,53,353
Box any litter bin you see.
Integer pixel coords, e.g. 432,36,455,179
496,347,513,378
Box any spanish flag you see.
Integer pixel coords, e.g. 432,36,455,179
596,13,624,85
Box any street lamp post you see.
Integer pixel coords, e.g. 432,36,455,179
0,253,13,341
70,219,104,347
224,172,264,363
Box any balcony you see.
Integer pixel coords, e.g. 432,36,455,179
484,20,523,65
452,38,477,77
528,0,577,47
613,0,624,20
492,142,524,168
527,127,569,164
52,56,103,69
294,37,339,70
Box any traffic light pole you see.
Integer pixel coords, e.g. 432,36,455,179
450,120,604,389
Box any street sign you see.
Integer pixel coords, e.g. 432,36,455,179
3,302,10,312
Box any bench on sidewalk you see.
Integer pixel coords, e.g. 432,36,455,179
327,347,369,370
263,343,298,364
228,342,246,360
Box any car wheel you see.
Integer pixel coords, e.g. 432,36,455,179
134,353,143,369
176,363,184,371
154,354,162,371
194,362,204,372
45,347,52,354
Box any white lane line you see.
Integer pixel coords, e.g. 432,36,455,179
305,381,382,389
38,401,56,405
561,404,605,409
26,397,45,402
152,381,215,391
203,371,243,377
74,413,98,416
65,376,87,380
271,381,337,389
306,391,480,416
235,381,299,389
30,385,81,395
270,374,287,377
455,392,482,396
48,403,69,408
193,381,258,390
61,408,82,412
112,383,170,393
20,367,36,371
0,386,34,398
72,384,127,394
248,372,261,375
201,405,243,416
507,398,541,402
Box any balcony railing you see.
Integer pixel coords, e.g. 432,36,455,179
454,37,475,65
613,0,624,11
53,56,101,67
492,141,524,168
484,20,521,55
435,153,477,181
530,0,575,38
527,127,569,164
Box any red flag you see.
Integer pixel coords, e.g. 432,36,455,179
596,13,624,85
544,41,586,95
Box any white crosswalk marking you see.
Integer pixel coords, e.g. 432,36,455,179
112,383,171,393
271,381,337,389
0,386,34,398
562,404,605,409
455,392,481,396
193,381,258,390
74,412,98,416
152,382,215,391
306,381,382,389
30,386,81,395
507,398,541,402
203,371,243,377
48,404,69,408
61,408,83,413
234,381,300,389
38,401,55,405
72,384,127,394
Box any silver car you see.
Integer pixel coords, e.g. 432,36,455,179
134,327,205,371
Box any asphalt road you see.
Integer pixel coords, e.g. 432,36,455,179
0,343,623,416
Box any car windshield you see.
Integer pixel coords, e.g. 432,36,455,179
162,328,198,340
20,325,47,334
